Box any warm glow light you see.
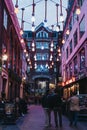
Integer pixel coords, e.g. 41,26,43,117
76,6,81,15
31,15,35,22
59,53,61,56
60,13,64,22
50,48,53,52
32,41,35,47
58,48,60,53
66,28,70,35
62,39,65,44
20,29,23,35
21,38,24,43
56,25,60,32
26,53,28,57
2,54,8,61
14,7,19,14
32,47,35,51
57,58,59,61
41,46,44,50
31,25,35,32
24,49,26,53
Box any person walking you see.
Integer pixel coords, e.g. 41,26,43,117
52,88,63,128
68,92,80,127
41,90,49,127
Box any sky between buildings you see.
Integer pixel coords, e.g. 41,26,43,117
12,0,68,31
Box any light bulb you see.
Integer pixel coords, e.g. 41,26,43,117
31,15,35,22
14,7,19,14
76,6,81,15
60,13,64,22
56,25,60,32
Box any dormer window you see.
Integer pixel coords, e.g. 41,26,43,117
36,31,48,38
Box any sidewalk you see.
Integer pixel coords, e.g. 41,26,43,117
0,105,87,130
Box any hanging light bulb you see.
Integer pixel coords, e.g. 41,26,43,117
56,4,60,32
60,0,64,22
20,28,23,35
31,14,35,22
66,28,70,35
44,0,48,27
62,39,65,44
14,0,19,14
31,0,36,22
20,38,24,43
31,23,35,32
60,13,64,22
76,5,81,15
56,25,60,32
32,40,35,47
24,49,27,53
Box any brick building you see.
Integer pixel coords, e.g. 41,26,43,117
61,0,87,99
0,0,27,100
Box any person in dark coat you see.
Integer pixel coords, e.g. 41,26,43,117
47,88,55,127
53,88,63,128
41,90,49,127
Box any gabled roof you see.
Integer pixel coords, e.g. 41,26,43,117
35,22,52,32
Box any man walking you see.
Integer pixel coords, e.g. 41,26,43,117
52,88,63,128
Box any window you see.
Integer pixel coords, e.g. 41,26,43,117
66,47,68,59
69,63,72,77
35,64,49,72
80,48,85,69
36,42,49,49
36,53,49,60
74,57,78,74
27,42,31,49
66,67,68,80
74,30,78,47
79,16,85,38
54,42,57,49
3,9,8,29
36,31,48,38
69,40,72,54
73,9,77,24
78,0,84,6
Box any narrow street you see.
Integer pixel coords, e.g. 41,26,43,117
0,105,87,130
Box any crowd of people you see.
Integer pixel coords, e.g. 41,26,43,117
41,88,80,128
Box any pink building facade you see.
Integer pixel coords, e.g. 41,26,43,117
0,0,27,100
61,0,87,99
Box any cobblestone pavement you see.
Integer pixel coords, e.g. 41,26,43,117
0,105,87,130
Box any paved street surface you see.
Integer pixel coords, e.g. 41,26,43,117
0,105,87,130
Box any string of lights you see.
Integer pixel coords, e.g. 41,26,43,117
14,0,68,31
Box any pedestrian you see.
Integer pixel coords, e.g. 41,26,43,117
41,89,49,127
68,91,80,127
53,88,63,128
47,88,55,127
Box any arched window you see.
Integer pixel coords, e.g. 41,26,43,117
36,31,48,38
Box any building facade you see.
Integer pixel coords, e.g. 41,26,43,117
0,0,27,100
23,23,62,96
61,0,87,99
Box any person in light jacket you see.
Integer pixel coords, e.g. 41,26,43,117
68,92,80,127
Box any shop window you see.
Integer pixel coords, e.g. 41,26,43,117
74,30,78,47
80,48,85,69
79,16,85,39
74,56,78,74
